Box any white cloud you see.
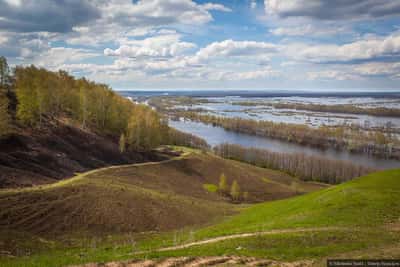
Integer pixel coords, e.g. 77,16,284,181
285,32,400,62
353,62,400,77
264,0,400,20
307,70,362,81
191,39,278,63
104,33,196,58
270,24,351,37
250,0,257,9
32,47,98,69
201,3,232,12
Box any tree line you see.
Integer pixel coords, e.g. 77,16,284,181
178,112,400,160
214,143,373,184
0,57,208,153
271,102,400,118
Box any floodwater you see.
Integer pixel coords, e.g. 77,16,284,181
176,96,400,129
169,119,400,170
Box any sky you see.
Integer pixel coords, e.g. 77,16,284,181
1,0,400,91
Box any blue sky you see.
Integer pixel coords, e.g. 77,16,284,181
1,0,400,90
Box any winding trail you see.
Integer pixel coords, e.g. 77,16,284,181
151,226,348,253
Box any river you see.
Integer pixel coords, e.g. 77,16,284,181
169,120,400,170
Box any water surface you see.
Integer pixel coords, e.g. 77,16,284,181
170,120,400,170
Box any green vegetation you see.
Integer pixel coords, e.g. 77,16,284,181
0,56,12,138
203,183,218,193
1,167,398,266
0,91,11,137
218,173,228,194
230,180,241,201
191,169,400,238
0,58,211,154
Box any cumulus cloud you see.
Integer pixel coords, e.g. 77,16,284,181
307,70,362,81
104,33,196,58
100,0,229,28
191,39,278,63
264,0,400,20
270,24,351,37
285,32,400,63
33,47,98,69
353,62,400,78
0,0,100,33
201,3,232,12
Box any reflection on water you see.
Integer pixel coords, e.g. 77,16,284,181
170,120,400,170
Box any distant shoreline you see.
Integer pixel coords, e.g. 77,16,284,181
118,90,400,98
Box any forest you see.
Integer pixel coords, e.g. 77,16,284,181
177,111,400,160
0,57,202,152
214,143,373,184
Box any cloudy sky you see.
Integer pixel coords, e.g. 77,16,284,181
1,0,400,90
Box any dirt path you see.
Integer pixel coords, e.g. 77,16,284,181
154,226,347,252
70,225,347,266
70,256,314,267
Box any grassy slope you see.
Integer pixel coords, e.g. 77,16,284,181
3,151,398,266
136,169,400,263
0,148,321,264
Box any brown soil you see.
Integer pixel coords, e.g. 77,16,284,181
0,119,167,188
0,151,324,239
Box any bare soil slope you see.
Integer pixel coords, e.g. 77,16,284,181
0,119,167,188
0,150,324,238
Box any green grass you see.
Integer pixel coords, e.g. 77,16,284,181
140,229,399,261
203,183,218,193
190,169,400,239
1,162,399,266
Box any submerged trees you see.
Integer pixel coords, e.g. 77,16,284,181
214,143,373,184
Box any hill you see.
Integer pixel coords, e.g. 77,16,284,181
0,160,398,266
129,168,400,265
0,118,167,188
0,148,323,261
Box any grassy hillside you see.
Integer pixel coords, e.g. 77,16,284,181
0,148,320,260
132,168,400,264
2,152,398,266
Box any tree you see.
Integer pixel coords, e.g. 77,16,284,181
230,180,241,201
15,66,39,125
0,56,10,92
119,133,126,153
0,92,11,137
218,173,228,194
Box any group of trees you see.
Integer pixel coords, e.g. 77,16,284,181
0,58,172,152
179,112,400,160
0,57,12,137
0,57,218,153
272,102,400,118
214,143,373,184
167,128,210,150
218,173,246,202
